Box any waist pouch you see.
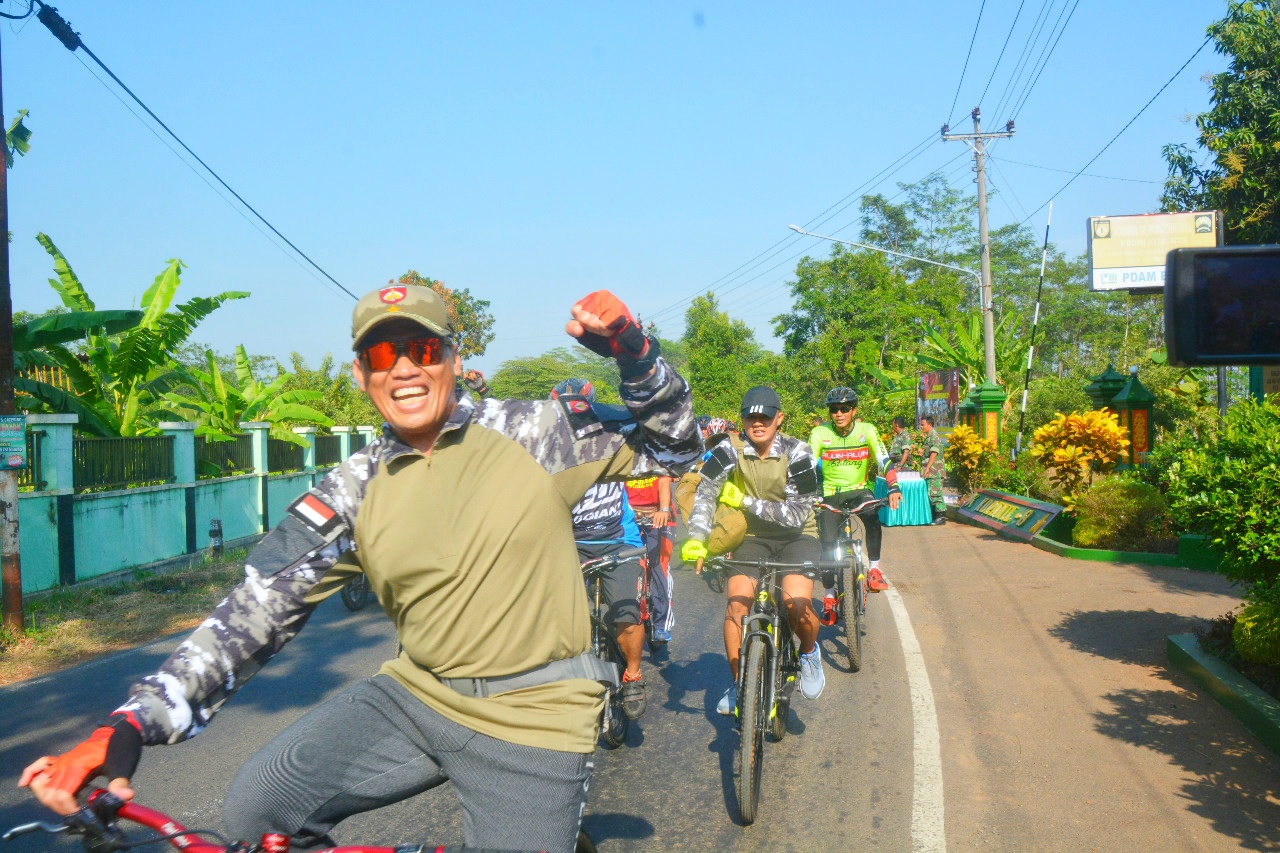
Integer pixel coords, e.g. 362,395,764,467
428,651,619,698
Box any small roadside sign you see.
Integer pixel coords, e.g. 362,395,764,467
0,415,27,469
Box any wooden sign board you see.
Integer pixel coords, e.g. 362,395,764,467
958,489,1064,542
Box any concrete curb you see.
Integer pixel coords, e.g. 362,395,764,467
1166,633,1280,756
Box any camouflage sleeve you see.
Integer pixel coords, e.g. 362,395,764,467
112,449,376,745
473,357,701,479
617,358,703,477
743,437,819,531
687,439,737,541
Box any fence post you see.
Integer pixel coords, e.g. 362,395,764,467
333,426,353,460
357,425,377,450
160,423,198,554
293,427,317,471
26,414,76,491
26,414,77,585
240,422,271,532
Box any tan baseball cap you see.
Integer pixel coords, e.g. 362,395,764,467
351,285,454,347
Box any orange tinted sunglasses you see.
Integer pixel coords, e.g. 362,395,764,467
358,337,444,371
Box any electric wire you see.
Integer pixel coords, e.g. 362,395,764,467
68,51,347,302
1007,0,1082,121
977,0,1027,108
34,3,358,301
989,0,1056,122
709,154,975,323
989,154,1163,184
0,0,33,20
642,132,941,326
947,0,987,123
985,156,1030,222
1017,35,1213,225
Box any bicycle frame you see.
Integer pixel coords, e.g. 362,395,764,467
2,789,442,852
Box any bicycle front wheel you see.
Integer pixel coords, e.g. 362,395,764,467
340,574,372,611
737,638,768,824
841,556,865,672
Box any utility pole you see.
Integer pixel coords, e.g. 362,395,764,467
942,107,1014,385
0,24,22,634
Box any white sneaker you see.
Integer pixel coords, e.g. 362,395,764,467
799,647,825,699
716,684,737,716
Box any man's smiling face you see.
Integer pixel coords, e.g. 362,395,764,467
352,318,462,452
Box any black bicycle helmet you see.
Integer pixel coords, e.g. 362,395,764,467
825,386,858,406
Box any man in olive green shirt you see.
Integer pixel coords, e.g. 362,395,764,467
22,286,701,853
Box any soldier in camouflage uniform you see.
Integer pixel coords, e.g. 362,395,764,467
919,414,947,525
21,286,701,853
888,416,914,472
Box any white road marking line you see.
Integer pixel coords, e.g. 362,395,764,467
885,584,946,852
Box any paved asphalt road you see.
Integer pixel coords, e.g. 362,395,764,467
2,522,1278,851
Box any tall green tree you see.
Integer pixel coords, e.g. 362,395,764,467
277,353,380,427
394,270,496,358
489,347,622,403
1162,0,1280,244
17,233,248,436
682,293,770,418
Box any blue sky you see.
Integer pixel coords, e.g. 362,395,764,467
5,1,1226,377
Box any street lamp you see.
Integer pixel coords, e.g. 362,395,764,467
787,225,984,297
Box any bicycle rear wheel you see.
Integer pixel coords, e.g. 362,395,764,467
737,638,768,824
841,556,865,672
340,574,372,611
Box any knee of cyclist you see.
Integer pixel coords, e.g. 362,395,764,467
725,596,750,618
223,771,291,841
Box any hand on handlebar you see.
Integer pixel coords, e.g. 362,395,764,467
681,539,708,564
20,718,141,816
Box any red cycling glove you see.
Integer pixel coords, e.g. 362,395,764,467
570,291,659,378
41,715,143,800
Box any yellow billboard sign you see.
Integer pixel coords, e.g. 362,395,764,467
1087,211,1221,291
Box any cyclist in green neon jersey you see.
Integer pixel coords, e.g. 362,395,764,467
807,387,901,625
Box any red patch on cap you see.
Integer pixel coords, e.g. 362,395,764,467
380,286,407,304
568,400,590,413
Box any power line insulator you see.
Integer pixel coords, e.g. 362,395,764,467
37,4,82,51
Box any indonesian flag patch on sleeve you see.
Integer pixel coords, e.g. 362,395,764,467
289,492,341,536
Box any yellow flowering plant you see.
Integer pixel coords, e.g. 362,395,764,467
944,424,997,493
1030,410,1129,509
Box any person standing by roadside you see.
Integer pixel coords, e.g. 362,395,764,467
888,416,913,472
920,414,947,525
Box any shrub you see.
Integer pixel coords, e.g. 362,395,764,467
1030,410,1128,509
985,451,1057,502
944,424,996,493
1161,397,1280,593
1071,476,1176,553
1234,595,1280,666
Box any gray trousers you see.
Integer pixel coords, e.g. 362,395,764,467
222,674,593,852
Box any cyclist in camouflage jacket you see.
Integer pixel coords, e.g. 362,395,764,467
23,287,701,853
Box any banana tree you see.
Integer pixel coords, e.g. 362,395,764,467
914,313,1029,391
16,233,249,436
163,345,333,445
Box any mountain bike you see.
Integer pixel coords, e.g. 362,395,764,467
339,573,374,611
2,787,581,852
581,545,646,749
815,496,887,673
4,789,421,851
705,555,845,825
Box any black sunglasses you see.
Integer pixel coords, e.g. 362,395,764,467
828,404,854,413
